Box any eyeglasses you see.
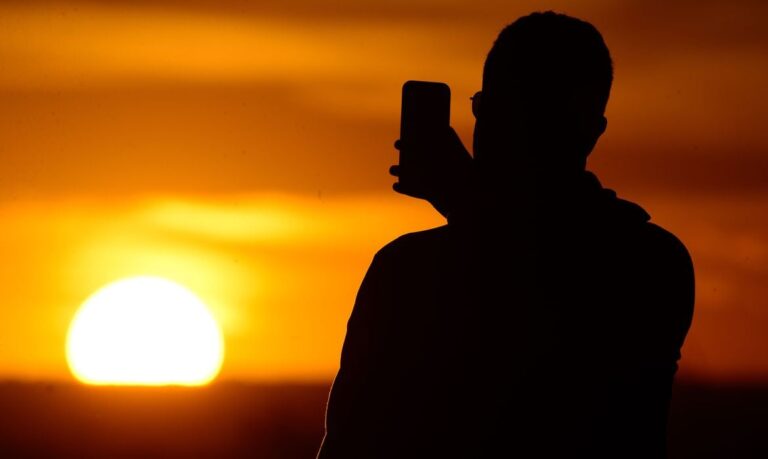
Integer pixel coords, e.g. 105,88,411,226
470,91,481,118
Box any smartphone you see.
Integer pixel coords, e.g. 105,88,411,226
400,80,451,142
398,81,451,187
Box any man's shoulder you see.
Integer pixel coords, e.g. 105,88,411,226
373,225,451,263
634,221,695,314
638,222,693,270
598,194,690,262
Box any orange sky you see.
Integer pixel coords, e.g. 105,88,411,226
0,0,766,383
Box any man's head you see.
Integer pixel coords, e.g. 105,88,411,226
473,12,613,175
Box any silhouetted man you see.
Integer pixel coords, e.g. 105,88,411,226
318,11,694,458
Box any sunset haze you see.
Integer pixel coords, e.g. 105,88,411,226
0,0,766,385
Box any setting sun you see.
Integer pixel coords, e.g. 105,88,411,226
66,276,224,386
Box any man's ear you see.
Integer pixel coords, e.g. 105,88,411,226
597,115,607,137
580,113,607,140
582,115,608,161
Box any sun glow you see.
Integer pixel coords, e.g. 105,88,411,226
66,276,224,386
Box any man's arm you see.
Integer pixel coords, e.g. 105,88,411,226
317,250,396,459
604,226,695,457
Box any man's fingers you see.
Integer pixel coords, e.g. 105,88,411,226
393,181,413,196
394,139,402,150
393,181,424,199
389,165,400,177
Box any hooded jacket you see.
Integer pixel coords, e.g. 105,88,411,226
318,170,694,458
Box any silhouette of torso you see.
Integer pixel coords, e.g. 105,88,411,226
318,171,694,458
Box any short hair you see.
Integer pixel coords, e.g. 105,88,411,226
483,11,613,113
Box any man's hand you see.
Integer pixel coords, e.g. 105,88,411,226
390,126,473,218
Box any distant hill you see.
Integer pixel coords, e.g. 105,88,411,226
0,380,764,458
